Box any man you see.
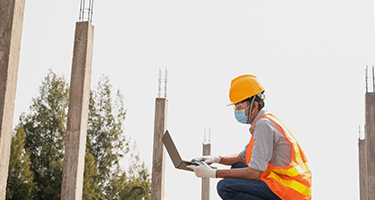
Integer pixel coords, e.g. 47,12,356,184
188,75,312,200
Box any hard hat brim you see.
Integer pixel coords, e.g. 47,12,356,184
226,103,234,107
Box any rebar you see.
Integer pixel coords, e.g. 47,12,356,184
79,0,94,22
366,66,368,93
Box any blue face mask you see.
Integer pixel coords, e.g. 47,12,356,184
234,110,249,124
234,97,256,125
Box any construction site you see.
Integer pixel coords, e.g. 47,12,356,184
1,0,375,199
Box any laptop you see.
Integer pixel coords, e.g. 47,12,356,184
162,130,215,172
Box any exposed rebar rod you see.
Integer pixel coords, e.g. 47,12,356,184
156,68,168,98
372,65,374,92
164,68,168,98
208,127,211,143
366,66,368,93
79,0,94,22
158,68,162,98
88,0,94,23
88,0,92,22
79,0,83,21
204,126,207,143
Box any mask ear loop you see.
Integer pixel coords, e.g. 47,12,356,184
247,97,256,124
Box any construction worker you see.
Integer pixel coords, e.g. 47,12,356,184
188,75,312,200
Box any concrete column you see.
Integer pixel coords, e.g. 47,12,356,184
151,98,168,200
359,138,367,200
201,143,211,200
365,92,375,200
0,0,25,199
61,21,94,200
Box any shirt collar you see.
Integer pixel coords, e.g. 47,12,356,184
249,109,267,134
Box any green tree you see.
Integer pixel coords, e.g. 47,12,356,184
8,70,151,199
86,75,129,192
82,146,101,200
120,142,151,200
103,164,128,200
6,126,38,200
104,143,151,200
20,69,69,200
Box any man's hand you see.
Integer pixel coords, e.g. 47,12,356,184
187,162,217,178
190,155,221,164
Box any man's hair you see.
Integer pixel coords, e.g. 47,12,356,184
243,90,265,111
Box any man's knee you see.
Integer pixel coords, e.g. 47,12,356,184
217,179,225,193
217,179,234,199
217,179,226,198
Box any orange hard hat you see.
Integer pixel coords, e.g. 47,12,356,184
228,75,264,105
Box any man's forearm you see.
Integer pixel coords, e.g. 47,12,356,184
216,167,262,180
219,153,243,165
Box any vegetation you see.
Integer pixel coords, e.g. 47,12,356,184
6,70,150,200
6,126,38,199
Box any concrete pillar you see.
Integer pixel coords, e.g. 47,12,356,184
201,143,211,200
61,21,94,200
151,98,168,200
365,92,375,200
0,0,25,199
359,138,367,200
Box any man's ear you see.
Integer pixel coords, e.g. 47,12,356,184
253,101,259,112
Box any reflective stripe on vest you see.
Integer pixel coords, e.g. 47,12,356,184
264,162,309,177
245,113,312,200
266,171,311,196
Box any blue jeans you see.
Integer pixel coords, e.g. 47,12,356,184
217,163,281,200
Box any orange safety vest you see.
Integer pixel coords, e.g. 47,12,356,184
245,114,312,200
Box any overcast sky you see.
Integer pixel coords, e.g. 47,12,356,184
12,0,375,199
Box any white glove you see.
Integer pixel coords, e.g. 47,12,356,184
190,155,221,164
187,162,217,178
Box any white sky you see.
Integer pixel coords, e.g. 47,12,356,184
12,0,375,199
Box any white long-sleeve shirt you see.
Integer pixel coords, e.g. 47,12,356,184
240,109,292,172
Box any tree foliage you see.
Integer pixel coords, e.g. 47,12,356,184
120,143,151,200
7,70,150,199
82,146,101,200
86,75,129,190
6,126,38,200
21,69,69,199
103,143,151,200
